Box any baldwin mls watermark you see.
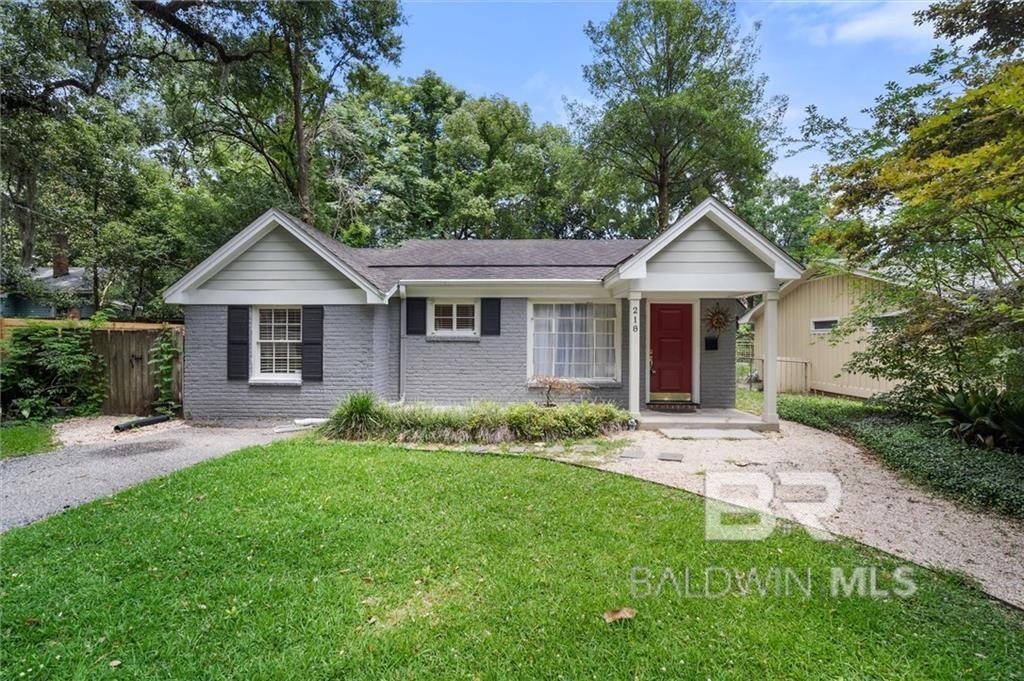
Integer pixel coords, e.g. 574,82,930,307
630,565,917,599
703,470,843,541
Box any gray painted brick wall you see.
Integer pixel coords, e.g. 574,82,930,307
402,298,630,406
699,298,740,408
181,297,738,420
183,305,380,422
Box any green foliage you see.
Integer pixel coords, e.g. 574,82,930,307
321,393,631,443
739,390,1024,518
148,328,181,417
930,388,1024,453
0,324,106,420
573,0,785,231
734,176,828,263
0,421,56,458
800,13,1024,411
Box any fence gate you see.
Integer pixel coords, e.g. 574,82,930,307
91,328,184,416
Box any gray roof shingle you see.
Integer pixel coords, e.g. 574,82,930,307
279,211,647,292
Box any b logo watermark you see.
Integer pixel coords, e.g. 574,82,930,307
704,470,842,541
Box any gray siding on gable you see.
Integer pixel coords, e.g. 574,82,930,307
199,226,357,291
183,305,378,422
647,218,772,275
402,298,631,406
699,298,740,408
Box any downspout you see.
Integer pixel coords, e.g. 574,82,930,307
398,285,407,404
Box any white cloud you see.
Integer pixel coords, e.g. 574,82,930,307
768,1,935,50
523,71,591,126
832,1,933,46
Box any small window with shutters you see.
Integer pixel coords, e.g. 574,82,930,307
427,299,479,337
250,306,303,382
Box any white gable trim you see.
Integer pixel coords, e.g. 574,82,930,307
163,208,387,305
608,197,803,285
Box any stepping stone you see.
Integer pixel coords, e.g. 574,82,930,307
659,428,764,441
573,444,599,453
619,447,644,459
547,445,565,453
657,450,684,462
508,446,527,453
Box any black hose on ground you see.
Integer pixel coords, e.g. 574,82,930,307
113,415,171,433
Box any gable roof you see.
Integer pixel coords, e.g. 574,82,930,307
607,196,803,284
163,208,390,304
164,198,803,304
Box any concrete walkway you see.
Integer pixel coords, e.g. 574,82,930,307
1,422,292,531
602,423,1024,609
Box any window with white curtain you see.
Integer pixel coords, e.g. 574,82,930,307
253,307,302,376
530,302,619,381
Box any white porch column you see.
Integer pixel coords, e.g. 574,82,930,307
628,291,643,417
762,289,779,424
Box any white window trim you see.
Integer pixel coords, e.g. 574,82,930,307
526,300,622,385
250,305,303,384
810,317,840,334
427,298,480,337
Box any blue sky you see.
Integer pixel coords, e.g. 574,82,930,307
383,1,940,181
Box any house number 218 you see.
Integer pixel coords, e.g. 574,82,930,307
631,304,640,333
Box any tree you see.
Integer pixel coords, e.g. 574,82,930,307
800,2,1024,407
734,176,827,263
573,0,785,234
142,0,403,224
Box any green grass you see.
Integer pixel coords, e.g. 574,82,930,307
2,437,1022,679
738,389,1024,518
0,422,56,458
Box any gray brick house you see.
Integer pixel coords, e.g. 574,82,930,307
164,198,802,427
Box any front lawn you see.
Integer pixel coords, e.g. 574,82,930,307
2,438,1022,679
738,389,1024,519
0,422,56,458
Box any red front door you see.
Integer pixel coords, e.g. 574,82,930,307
650,304,693,399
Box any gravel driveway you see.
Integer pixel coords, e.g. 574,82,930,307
1,419,293,531
602,422,1024,609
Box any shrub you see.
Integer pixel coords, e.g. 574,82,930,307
532,375,588,406
0,324,106,420
760,392,1024,519
321,394,630,444
930,388,1024,453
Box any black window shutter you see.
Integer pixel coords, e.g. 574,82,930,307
302,306,324,381
481,298,501,336
226,306,249,380
406,298,426,335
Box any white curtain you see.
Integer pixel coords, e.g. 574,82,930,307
533,303,616,379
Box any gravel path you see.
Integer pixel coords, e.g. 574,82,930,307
1,420,294,531
601,422,1024,609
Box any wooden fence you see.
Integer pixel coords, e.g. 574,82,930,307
1,318,184,416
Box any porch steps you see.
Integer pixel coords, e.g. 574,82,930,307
637,408,775,432
644,401,697,413
659,428,764,441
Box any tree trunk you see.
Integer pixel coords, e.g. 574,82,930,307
286,30,312,224
13,168,39,267
656,154,670,232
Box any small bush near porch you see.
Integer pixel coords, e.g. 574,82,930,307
321,393,631,443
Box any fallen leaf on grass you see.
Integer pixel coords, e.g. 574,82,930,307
602,607,636,623
109,660,122,668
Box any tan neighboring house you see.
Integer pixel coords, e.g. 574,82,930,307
740,266,898,398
